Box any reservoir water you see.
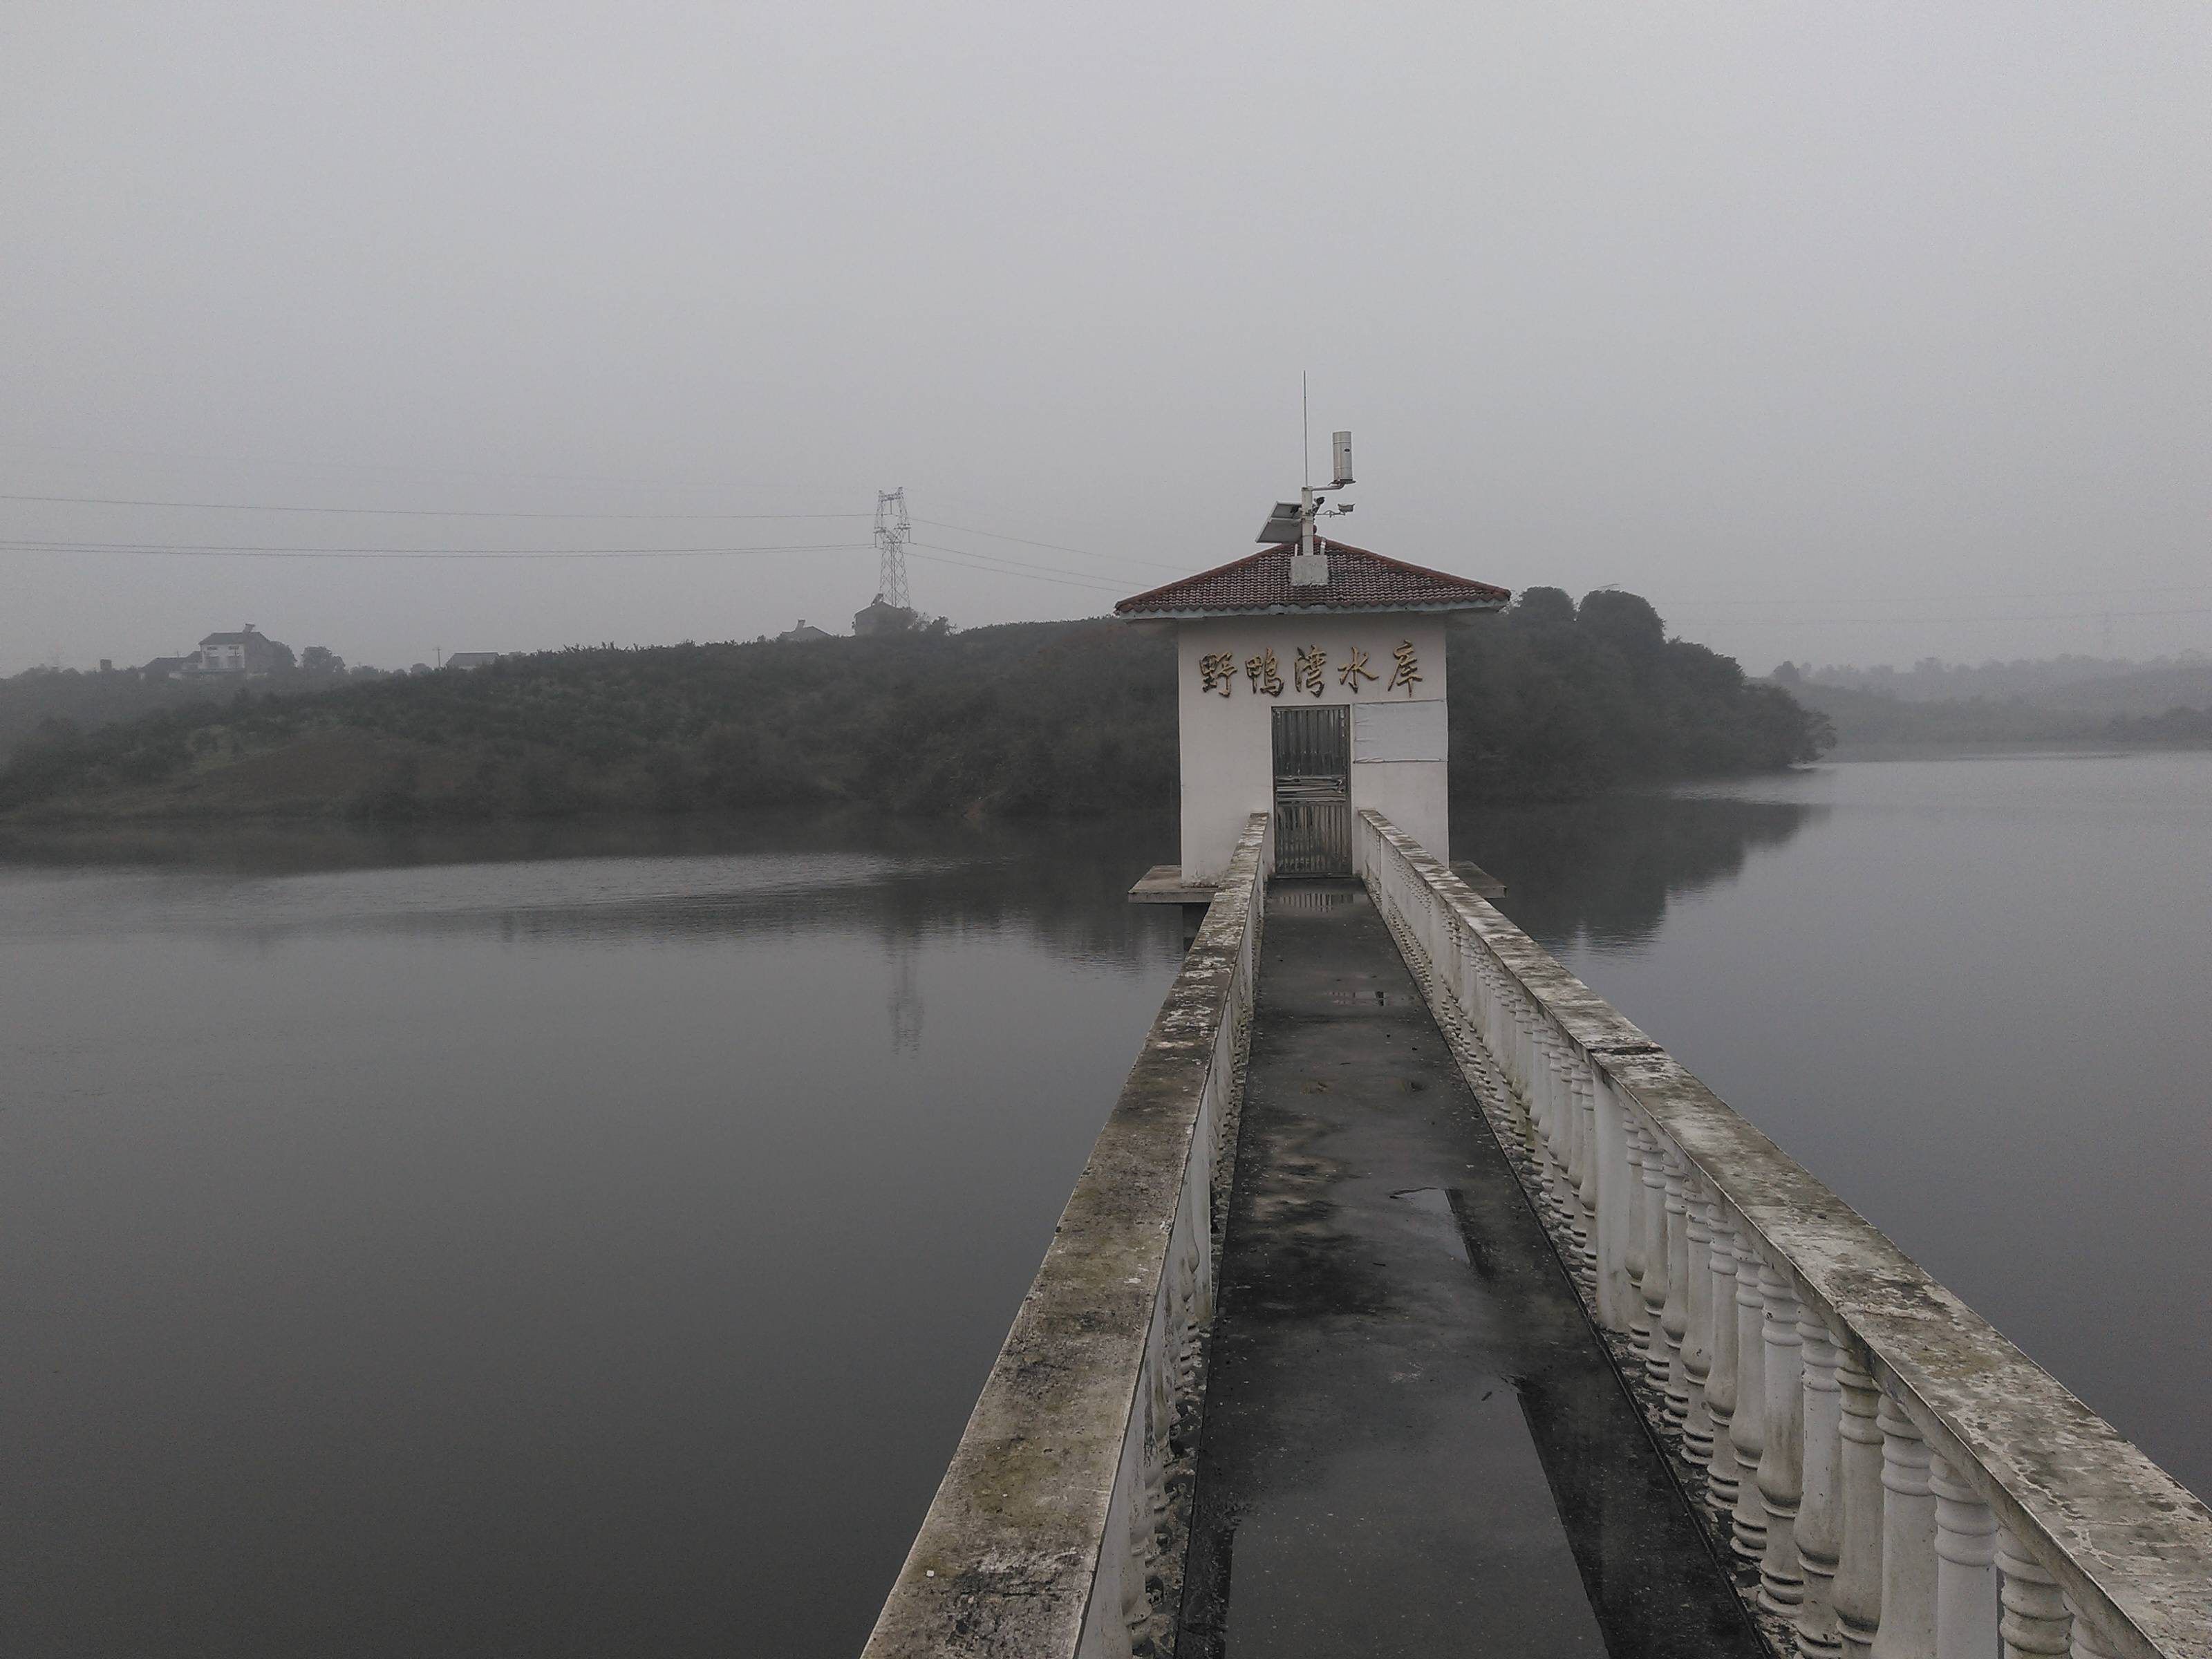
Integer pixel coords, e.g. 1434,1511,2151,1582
1460,750,2212,1512
3,752,2207,1655
0,814,1190,1658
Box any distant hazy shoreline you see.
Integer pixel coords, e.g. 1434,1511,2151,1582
1820,738,2205,763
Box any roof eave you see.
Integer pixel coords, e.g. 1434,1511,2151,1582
1116,597,1508,621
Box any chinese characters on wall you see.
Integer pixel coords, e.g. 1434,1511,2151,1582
1199,640,1423,698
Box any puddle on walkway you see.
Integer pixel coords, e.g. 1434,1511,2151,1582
1268,888,1358,915
1389,1187,1472,1265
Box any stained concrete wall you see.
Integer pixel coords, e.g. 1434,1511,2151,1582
861,816,1271,1659
1176,614,1447,881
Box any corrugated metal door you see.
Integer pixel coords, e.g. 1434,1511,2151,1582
1272,704,1351,876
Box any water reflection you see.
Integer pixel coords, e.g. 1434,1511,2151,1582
0,811,1185,1658
887,930,923,1053
1458,755,2212,1504
0,812,1181,971
1454,789,1824,949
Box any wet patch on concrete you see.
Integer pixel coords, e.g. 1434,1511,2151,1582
1389,1187,1472,1265
1174,881,1761,1659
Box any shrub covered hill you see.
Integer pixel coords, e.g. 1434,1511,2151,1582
0,590,1830,823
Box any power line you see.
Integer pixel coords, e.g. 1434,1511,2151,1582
1674,605,2212,629
1664,581,2212,610
0,532,1131,593
0,436,805,494
0,489,870,521
0,538,875,561
8,528,2200,613
906,542,1126,593
912,516,1188,573
907,542,1123,592
0,491,1183,577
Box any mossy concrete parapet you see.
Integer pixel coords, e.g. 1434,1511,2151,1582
861,814,1268,1659
1358,807,2212,1659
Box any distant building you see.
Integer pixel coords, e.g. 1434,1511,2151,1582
196,624,294,675
777,619,834,643
852,599,915,637
140,656,192,679
444,652,500,670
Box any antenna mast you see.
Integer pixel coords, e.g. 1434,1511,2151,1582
872,489,912,610
1300,374,1314,559
1257,385,1356,586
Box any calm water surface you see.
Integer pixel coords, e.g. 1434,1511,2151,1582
0,814,1188,1657
6,755,2208,1655
1460,749,2212,1506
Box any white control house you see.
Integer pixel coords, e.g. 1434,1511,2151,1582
1116,536,1510,885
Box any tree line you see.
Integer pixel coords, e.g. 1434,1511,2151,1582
0,592,1835,821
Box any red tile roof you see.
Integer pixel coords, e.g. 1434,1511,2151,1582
1114,540,1510,619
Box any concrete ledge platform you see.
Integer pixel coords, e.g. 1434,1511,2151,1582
1135,863,1498,901
1130,864,1221,904
1450,859,1507,897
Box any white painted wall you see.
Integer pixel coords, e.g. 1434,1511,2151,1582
1174,614,1450,880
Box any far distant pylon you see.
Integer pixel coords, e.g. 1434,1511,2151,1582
874,489,912,611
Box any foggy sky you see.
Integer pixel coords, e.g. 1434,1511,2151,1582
6,3,2209,677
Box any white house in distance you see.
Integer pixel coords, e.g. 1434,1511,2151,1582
1116,538,1509,886
196,624,294,675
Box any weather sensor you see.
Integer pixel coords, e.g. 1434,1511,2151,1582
1259,409,1358,588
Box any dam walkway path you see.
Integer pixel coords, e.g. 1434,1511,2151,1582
861,813,2212,1659
1173,879,1756,1656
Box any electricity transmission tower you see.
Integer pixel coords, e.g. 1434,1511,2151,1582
873,489,912,610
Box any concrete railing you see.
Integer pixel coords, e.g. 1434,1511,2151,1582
862,812,1269,1659
1357,808,2212,1659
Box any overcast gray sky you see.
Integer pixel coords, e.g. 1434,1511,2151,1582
5,2,2208,676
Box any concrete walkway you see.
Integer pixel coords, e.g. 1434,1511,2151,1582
1174,881,1761,1658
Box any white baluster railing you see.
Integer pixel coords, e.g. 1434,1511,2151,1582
1799,1307,1847,1657
1733,1224,1774,1566
1355,808,2212,1659
1707,1200,1745,1526
1875,1391,1939,1659
1683,1177,1720,1471
863,814,1270,1659
1836,1337,1888,1659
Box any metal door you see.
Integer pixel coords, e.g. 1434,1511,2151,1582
1272,704,1351,876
